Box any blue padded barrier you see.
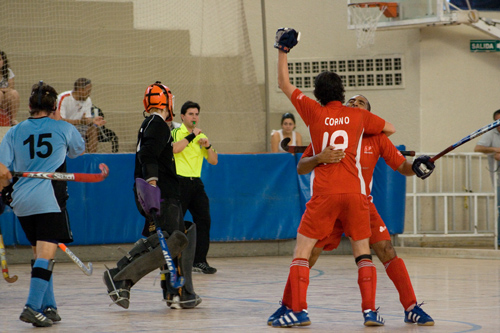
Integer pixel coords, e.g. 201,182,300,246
1,150,405,246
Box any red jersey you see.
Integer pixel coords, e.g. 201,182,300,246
291,89,385,195
302,133,406,198
360,134,406,198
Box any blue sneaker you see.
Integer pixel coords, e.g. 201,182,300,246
272,309,311,328
405,302,434,326
267,302,288,325
363,309,385,326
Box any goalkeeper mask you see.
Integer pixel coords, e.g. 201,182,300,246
143,81,175,121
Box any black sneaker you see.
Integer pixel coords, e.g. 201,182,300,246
19,306,53,327
43,307,61,322
193,262,217,274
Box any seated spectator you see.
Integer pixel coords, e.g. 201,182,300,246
270,112,302,152
0,51,20,126
56,78,105,153
91,104,119,153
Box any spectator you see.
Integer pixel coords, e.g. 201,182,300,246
474,109,500,245
0,81,85,327
56,78,105,153
0,51,20,126
271,112,303,152
90,105,119,153
172,101,218,274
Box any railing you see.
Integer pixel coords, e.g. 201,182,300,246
401,153,498,249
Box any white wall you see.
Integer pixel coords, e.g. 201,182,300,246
420,20,500,153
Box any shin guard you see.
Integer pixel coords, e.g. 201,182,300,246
103,230,188,309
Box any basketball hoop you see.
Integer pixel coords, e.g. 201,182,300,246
348,2,398,49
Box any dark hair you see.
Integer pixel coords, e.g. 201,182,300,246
0,51,10,81
281,112,295,125
313,71,345,106
493,109,500,120
29,81,58,114
180,101,200,115
74,77,91,90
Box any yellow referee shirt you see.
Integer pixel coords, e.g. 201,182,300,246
172,124,210,178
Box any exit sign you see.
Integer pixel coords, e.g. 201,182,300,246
470,40,500,52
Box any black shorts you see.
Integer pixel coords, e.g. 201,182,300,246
18,209,73,246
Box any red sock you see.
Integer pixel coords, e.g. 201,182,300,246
357,259,377,311
282,276,292,308
384,257,416,310
289,258,309,312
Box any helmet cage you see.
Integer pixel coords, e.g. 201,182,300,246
143,82,175,121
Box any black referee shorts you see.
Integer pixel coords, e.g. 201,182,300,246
18,209,73,246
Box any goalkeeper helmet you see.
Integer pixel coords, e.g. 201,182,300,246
143,81,175,121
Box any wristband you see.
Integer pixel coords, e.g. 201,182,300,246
185,133,196,143
205,144,212,150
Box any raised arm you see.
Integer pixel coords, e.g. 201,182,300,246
275,28,300,100
278,51,296,100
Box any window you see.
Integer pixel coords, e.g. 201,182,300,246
282,55,404,91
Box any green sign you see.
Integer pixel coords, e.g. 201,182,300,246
470,40,500,52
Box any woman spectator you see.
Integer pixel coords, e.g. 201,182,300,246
0,51,20,126
271,112,303,152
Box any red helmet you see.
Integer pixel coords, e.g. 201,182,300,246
143,81,174,121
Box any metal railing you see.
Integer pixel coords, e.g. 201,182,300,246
401,152,498,249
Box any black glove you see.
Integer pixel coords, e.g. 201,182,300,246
412,155,435,180
274,28,300,53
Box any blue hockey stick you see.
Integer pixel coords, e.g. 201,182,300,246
135,178,184,288
429,118,500,163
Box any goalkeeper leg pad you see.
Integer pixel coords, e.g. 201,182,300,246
178,223,202,309
104,230,188,308
103,266,132,309
113,230,188,284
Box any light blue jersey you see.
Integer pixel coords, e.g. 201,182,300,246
0,117,85,216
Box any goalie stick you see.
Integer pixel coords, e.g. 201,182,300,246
281,137,416,156
135,178,185,288
12,163,109,183
58,243,93,276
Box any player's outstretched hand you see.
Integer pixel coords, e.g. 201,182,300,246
274,28,300,53
412,155,435,179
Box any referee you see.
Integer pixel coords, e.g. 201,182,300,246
172,101,218,274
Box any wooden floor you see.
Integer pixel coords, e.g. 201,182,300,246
1,255,499,332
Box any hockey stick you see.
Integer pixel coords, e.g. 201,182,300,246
429,119,500,163
400,151,415,157
58,243,93,276
135,178,185,288
280,137,307,153
0,226,18,283
282,137,416,156
12,163,109,183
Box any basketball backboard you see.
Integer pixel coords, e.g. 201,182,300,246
347,0,475,30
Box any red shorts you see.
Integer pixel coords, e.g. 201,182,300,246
315,201,390,250
298,193,371,242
